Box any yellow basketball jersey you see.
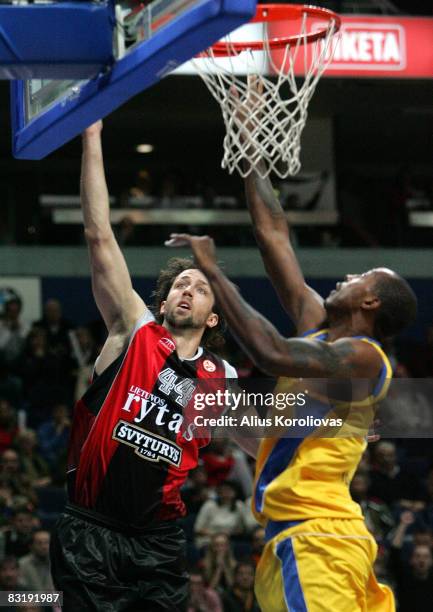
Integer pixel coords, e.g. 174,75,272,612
253,329,393,524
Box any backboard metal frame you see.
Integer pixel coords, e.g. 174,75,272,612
10,0,257,159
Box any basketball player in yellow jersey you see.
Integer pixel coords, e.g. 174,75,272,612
167,170,417,609
168,232,416,612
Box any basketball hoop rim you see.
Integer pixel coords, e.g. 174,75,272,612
203,3,341,57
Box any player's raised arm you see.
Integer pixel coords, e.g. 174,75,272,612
234,79,325,334
205,270,381,379
166,234,382,380
81,121,146,334
244,167,326,334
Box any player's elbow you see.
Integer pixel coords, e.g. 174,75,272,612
251,347,286,377
85,228,117,273
254,225,288,247
84,227,113,245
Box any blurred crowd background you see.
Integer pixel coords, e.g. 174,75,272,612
1,165,433,249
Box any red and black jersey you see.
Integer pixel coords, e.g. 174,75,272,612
67,312,236,529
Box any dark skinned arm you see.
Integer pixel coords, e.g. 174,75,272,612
202,265,380,378
244,163,325,334
233,78,325,334
166,234,382,380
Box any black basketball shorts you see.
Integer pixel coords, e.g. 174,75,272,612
50,506,188,612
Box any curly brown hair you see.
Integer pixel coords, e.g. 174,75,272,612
150,257,226,351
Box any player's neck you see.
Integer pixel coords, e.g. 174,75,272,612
165,325,203,359
326,312,374,341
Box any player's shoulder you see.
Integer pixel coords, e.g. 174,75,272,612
129,311,181,358
132,310,167,339
330,335,388,379
134,309,157,329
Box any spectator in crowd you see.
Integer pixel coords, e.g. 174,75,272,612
249,526,265,567
33,299,72,359
194,481,248,548
373,546,393,588
221,561,260,612
350,471,395,540
14,430,51,488
202,441,235,488
37,403,71,468
413,526,433,551
0,508,35,558
368,440,425,509
18,529,54,591
187,570,223,612
201,533,237,592
120,168,153,207
0,449,36,508
0,490,12,527
389,511,433,612
19,328,74,424
0,295,29,370
0,359,23,410
0,399,18,455
0,556,21,588
0,556,32,612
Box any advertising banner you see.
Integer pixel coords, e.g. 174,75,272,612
269,16,433,78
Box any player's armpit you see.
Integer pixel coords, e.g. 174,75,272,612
94,306,153,375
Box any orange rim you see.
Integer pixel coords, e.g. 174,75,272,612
205,3,341,57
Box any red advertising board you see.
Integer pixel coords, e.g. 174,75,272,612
269,16,433,78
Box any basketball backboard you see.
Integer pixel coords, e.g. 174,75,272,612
10,0,257,159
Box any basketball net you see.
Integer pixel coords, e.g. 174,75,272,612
193,9,340,179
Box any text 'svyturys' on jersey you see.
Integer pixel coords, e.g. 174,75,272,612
67,313,236,528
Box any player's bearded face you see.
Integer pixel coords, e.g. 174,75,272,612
160,269,218,331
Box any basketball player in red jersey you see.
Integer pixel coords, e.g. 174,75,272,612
49,121,241,612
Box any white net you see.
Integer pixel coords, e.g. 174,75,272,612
192,11,339,179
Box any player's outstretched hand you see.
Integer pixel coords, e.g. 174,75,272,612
230,74,264,137
165,233,217,270
83,120,103,138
